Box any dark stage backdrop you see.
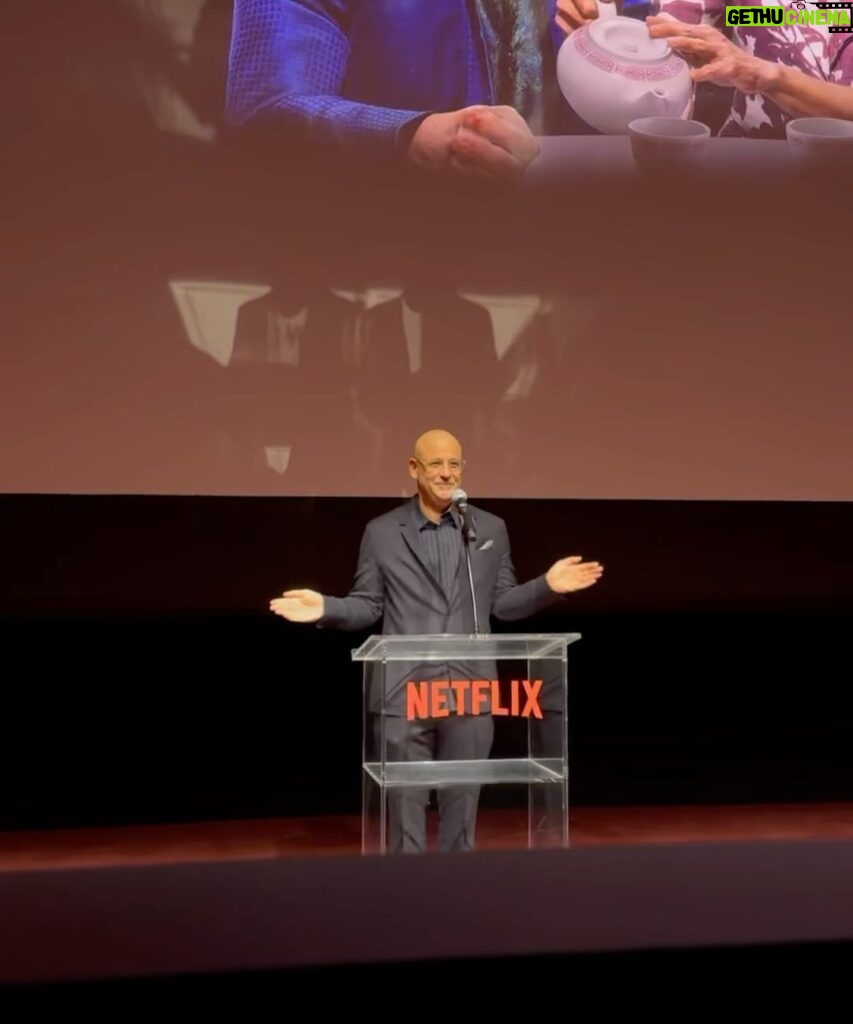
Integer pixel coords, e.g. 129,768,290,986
2,494,851,831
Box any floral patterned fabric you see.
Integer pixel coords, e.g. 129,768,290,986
660,0,853,136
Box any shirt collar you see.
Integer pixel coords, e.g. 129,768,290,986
412,495,459,531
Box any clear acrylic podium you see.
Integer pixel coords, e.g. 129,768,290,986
353,633,580,855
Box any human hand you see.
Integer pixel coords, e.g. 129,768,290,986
545,555,604,593
556,0,621,35
407,105,540,180
270,589,325,623
646,16,775,92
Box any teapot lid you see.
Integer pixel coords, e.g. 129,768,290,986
588,16,672,63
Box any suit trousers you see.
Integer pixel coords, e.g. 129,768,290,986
377,713,494,853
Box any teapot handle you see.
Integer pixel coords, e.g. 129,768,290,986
595,0,619,20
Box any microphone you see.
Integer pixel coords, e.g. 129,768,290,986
452,488,477,543
452,488,480,634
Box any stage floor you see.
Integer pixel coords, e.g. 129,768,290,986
2,802,852,873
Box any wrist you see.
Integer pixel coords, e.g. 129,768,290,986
398,112,433,157
754,58,784,96
406,112,448,170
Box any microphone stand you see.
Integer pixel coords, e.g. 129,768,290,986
462,528,480,635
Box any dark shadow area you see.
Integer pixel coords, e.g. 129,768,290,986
6,940,852,1001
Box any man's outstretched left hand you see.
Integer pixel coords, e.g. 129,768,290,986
545,555,604,593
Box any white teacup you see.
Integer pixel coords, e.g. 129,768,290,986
786,117,853,177
628,116,711,171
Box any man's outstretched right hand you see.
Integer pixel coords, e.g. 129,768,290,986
270,589,325,623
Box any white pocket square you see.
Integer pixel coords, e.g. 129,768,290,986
477,539,493,551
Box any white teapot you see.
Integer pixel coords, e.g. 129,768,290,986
556,15,693,135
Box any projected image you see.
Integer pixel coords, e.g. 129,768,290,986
224,0,853,180
2,1,852,502
168,270,584,496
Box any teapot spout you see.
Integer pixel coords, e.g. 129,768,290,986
635,87,680,118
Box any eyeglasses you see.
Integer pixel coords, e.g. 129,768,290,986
415,458,465,474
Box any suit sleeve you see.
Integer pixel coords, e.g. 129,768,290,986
490,521,558,622
226,0,429,156
319,523,385,631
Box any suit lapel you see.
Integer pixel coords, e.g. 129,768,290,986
400,505,447,602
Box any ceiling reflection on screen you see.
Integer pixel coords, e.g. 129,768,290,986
167,275,584,495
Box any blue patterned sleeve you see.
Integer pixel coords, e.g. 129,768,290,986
225,0,429,156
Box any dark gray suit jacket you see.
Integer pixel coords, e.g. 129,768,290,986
321,497,558,713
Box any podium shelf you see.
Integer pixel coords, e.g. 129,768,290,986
352,633,579,662
362,757,566,788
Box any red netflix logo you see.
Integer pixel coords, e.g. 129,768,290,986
405,680,543,720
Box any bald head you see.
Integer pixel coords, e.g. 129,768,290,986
413,429,462,462
409,430,464,520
